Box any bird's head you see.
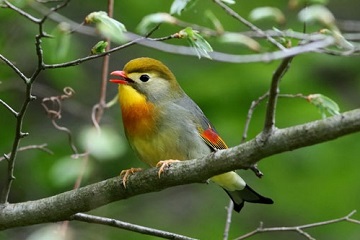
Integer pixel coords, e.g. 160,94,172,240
110,57,183,102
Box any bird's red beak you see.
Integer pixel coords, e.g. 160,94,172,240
110,71,133,84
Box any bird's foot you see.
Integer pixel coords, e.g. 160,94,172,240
156,159,180,178
120,168,142,188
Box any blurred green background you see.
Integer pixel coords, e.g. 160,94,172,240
0,0,359,239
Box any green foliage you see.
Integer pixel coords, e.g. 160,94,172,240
249,7,286,25
90,40,108,55
1,1,360,240
178,27,213,59
85,11,127,43
307,94,340,118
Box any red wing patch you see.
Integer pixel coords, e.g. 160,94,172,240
200,126,228,150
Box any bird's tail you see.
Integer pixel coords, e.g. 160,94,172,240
225,185,274,212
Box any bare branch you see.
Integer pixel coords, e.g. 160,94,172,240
235,210,359,240
263,57,293,135
223,200,234,240
71,213,196,240
0,144,52,163
241,93,269,143
0,99,18,117
93,0,114,125
2,0,41,23
0,54,29,84
1,109,360,229
42,38,139,69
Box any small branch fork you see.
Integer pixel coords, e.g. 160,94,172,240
236,210,360,240
262,56,293,136
223,56,293,239
1,1,360,239
0,0,71,204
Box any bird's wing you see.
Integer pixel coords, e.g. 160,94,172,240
176,94,228,151
198,121,228,150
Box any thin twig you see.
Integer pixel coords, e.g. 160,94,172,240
0,144,52,162
0,74,34,203
262,57,293,135
140,34,336,63
241,93,269,142
3,0,41,23
212,0,286,51
0,54,29,84
278,93,308,99
42,37,139,69
0,1,72,204
70,213,197,240
93,0,113,125
236,210,359,240
0,99,18,117
223,200,234,240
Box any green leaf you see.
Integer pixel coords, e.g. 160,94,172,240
298,5,335,28
90,40,108,55
170,0,193,15
179,27,213,59
78,125,127,161
137,13,177,34
219,33,261,51
85,11,127,43
307,94,340,119
249,7,285,25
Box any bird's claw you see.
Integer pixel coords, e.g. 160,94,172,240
156,159,180,178
120,168,142,188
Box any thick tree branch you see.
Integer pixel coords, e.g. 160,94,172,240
0,109,360,230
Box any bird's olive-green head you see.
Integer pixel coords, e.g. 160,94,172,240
111,57,184,103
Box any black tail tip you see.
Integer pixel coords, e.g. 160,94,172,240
233,197,274,213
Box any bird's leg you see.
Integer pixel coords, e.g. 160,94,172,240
120,168,142,188
156,159,181,178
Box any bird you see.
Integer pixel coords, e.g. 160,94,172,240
109,57,273,212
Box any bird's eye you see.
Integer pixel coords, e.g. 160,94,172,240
139,74,150,82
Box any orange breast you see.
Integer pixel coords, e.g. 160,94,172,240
118,85,157,137
121,102,156,137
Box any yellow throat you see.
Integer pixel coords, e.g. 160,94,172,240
118,84,157,138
